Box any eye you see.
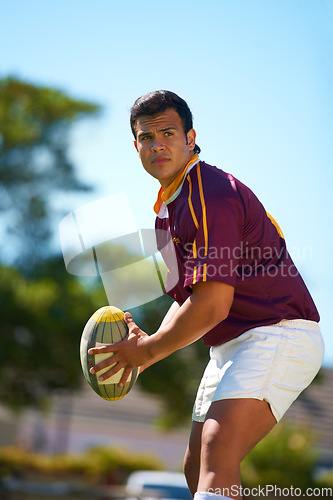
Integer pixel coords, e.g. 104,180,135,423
140,135,150,141
164,131,173,137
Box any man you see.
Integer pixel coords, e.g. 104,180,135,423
89,91,324,500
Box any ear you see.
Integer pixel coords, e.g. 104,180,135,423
134,140,139,153
187,129,196,152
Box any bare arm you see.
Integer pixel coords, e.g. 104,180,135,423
135,300,180,372
158,300,180,330
148,281,233,361
89,281,234,385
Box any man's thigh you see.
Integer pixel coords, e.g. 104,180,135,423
186,398,276,495
201,398,276,463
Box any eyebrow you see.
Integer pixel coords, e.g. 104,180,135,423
160,126,177,132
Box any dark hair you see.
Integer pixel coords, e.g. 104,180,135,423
130,90,201,154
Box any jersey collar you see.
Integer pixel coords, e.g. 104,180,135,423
154,154,200,217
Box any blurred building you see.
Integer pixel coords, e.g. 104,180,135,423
284,367,333,473
0,368,332,472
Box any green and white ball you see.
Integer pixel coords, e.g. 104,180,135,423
80,306,139,401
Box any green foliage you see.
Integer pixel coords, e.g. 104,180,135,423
241,421,318,489
130,295,210,429
0,77,99,149
0,259,107,410
0,76,100,268
0,445,163,483
0,76,107,410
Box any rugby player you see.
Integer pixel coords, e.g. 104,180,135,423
89,91,324,500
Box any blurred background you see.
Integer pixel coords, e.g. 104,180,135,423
0,0,332,498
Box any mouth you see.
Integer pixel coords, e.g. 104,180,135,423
151,156,170,165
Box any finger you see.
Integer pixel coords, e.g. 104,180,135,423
88,344,118,355
98,362,123,382
124,312,140,335
89,352,120,374
124,312,134,325
119,368,132,387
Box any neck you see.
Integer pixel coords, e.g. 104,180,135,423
160,153,195,190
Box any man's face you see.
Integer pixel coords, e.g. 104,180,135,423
134,109,196,189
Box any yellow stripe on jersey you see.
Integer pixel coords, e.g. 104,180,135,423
192,262,207,285
193,239,197,259
266,212,284,239
187,175,199,229
197,164,208,257
187,173,199,266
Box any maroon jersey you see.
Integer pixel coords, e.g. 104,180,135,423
155,158,319,346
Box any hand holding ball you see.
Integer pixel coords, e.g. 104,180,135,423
80,306,139,401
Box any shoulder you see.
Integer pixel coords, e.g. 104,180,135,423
178,161,244,230
196,161,263,207
189,160,229,182
189,161,241,196
186,160,249,211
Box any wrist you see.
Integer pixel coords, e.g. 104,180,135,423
146,331,166,363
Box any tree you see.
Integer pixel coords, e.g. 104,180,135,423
0,258,107,409
0,76,103,408
0,76,100,269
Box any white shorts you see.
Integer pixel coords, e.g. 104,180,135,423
192,319,324,422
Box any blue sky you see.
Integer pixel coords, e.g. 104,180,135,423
1,0,332,365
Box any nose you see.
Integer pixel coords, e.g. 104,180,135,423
150,137,165,152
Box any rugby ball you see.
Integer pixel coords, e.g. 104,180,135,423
80,306,139,401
